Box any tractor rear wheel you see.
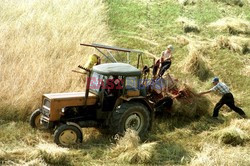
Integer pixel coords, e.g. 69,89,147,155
110,102,150,136
30,109,42,129
54,124,83,147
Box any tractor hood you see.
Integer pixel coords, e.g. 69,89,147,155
43,92,96,100
43,92,97,106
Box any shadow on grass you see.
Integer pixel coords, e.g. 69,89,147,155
152,141,191,165
153,113,225,135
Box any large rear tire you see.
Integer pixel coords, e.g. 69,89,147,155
30,109,42,129
54,124,83,147
110,102,150,136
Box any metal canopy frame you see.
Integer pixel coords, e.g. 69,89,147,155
80,43,143,68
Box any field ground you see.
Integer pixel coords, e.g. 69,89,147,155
0,0,250,165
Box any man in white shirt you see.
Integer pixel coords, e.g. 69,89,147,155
199,77,247,118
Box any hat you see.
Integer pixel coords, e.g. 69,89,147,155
167,45,174,51
212,77,219,83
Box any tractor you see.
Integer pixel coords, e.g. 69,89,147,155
30,44,174,146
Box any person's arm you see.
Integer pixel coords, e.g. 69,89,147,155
166,53,172,61
199,90,212,95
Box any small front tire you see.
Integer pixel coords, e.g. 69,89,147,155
54,124,83,147
30,109,42,129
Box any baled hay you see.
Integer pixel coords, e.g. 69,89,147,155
213,0,244,7
215,36,250,54
208,17,250,34
177,0,197,6
172,84,211,117
213,126,249,146
177,17,200,33
190,143,250,166
183,43,212,80
110,129,157,164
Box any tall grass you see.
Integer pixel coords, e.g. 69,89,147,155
0,0,111,120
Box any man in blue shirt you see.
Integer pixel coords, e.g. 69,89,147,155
199,77,247,118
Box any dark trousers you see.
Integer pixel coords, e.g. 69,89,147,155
213,93,246,117
159,61,171,77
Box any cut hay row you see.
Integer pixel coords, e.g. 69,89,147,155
0,143,72,166
176,17,200,33
215,36,250,54
109,129,157,164
213,0,244,7
190,143,250,166
0,0,112,120
177,0,197,6
208,17,250,35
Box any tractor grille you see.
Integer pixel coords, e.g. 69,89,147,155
41,107,50,117
43,98,51,108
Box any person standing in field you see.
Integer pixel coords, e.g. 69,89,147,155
158,45,174,77
199,77,247,118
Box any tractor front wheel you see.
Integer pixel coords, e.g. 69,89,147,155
30,109,43,129
54,124,83,147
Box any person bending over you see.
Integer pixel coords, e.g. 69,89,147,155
199,77,247,118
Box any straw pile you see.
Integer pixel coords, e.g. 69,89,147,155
208,17,250,35
212,119,250,146
182,42,212,81
213,127,249,146
172,84,211,117
109,129,157,164
215,36,250,54
190,143,250,166
213,0,244,7
177,17,200,33
177,0,197,6
37,143,72,166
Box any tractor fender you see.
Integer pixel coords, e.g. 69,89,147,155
66,122,83,137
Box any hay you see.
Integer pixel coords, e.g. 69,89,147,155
177,0,197,6
172,84,211,117
37,143,72,166
213,126,249,146
242,65,250,76
208,17,250,35
215,36,250,54
213,0,244,7
110,129,157,164
174,35,191,45
229,119,250,133
177,17,200,33
182,43,212,80
190,143,250,166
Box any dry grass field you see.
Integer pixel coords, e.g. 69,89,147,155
0,0,111,120
0,0,250,165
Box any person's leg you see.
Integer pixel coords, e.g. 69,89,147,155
159,62,171,77
225,93,246,116
213,100,224,117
